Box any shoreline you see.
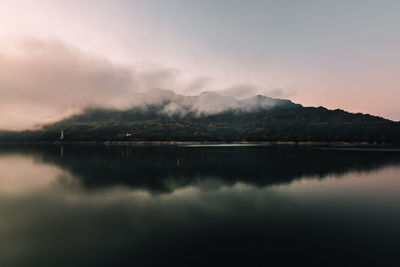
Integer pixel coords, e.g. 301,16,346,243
0,140,399,147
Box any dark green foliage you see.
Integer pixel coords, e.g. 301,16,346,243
1,104,400,143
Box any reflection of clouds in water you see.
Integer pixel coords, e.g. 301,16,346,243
1,150,400,266
1,169,400,267
276,167,400,198
0,179,283,267
0,152,260,198
0,155,68,194
2,145,400,196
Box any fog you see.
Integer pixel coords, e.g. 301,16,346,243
0,39,287,130
1,1,400,128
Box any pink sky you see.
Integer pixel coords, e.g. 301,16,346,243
0,0,399,129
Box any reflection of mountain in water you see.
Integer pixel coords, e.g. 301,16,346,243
1,145,400,193
1,144,400,267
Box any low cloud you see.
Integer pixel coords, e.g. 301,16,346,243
0,39,188,129
220,84,294,99
0,39,293,130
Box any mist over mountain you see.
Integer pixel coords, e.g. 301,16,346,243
130,88,298,115
1,90,399,143
0,39,297,130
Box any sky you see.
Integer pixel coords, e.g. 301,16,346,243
0,0,399,129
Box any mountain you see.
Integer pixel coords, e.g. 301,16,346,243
1,90,400,143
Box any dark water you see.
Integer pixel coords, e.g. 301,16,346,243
1,144,400,266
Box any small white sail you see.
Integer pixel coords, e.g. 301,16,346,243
60,130,64,140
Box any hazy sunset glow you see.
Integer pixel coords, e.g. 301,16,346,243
1,0,399,129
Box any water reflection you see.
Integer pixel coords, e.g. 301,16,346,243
1,144,400,193
0,145,399,266
0,154,60,194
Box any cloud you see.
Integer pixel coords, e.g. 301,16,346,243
0,39,196,129
0,38,294,130
220,84,259,99
220,84,295,100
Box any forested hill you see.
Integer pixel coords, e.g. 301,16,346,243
1,90,400,143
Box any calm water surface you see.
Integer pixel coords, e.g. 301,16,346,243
0,145,400,266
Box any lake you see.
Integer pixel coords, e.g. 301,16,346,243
0,144,400,266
